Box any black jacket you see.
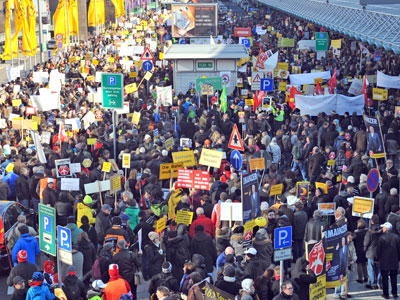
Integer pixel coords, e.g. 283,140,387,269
190,231,217,273
148,272,180,295
363,224,382,260
7,261,36,287
0,181,10,200
215,279,241,296
293,210,308,240
376,231,400,270
112,248,141,281
165,236,190,280
62,274,87,300
252,238,273,268
254,276,273,300
353,228,367,263
95,211,112,244
15,175,30,200
291,257,316,300
144,242,164,278
304,216,327,242
42,187,58,207
78,240,96,276
244,257,269,280
99,248,113,283
11,288,27,300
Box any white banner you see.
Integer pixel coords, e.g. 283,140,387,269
377,71,400,89
348,78,363,95
297,40,316,50
31,131,47,164
289,71,331,85
156,86,173,106
31,89,60,111
295,94,364,116
61,178,80,191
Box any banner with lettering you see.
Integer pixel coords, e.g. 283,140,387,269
204,282,235,300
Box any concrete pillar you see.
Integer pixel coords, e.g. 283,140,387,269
78,0,89,41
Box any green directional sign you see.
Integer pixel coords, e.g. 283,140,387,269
101,73,123,109
39,204,56,256
315,32,328,51
195,77,222,91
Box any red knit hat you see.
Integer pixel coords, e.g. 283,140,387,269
17,250,27,262
44,260,55,274
108,264,119,277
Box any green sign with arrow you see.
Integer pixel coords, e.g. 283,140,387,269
39,204,56,256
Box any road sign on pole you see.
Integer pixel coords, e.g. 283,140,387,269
228,124,244,151
102,73,123,109
57,226,72,265
367,168,379,193
274,226,292,249
316,32,328,51
39,204,56,256
260,78,273,91
142,60,153,72
230,150,242,171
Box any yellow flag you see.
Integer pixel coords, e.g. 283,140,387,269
68,0,79,36
88,0,105,26
111,0,123,18
22,0,37,56
2,0,12,60
118,0,125,17
53,0,68,44
12,0,25,57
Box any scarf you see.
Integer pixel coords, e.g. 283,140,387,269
29,280,43,287
109,274,122,281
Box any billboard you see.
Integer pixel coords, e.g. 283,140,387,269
172,4,217,37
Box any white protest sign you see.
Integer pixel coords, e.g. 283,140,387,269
61,178,80,191
220,202,243,221
84,180,111,194
70,163,82,174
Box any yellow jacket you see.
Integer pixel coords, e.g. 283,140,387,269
77,202,96,227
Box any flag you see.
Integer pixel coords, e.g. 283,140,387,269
53,0,68,44
288,86,301,110
210,35,216,44
362,76,368,102
253,91,265,112
328,68,337,94
12,0,25,57
22,0,37,56
255,48,267,69
111,0,123,18
263,51,278,69
59,123,68,142
68,0,79,36
2,0,12,60
88,0,105,26
358,42,370,55
315,82,323,95
220,84,227,113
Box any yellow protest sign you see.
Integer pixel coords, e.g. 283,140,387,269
278,82,287,92
172,150,196,167
353,197,374,214
92,59,99,65
176,210,193,226
159,162,184,180
12,99,21,107
372,88,388,100
132,111,141,125
141,20,148,27
32,116,40,123
156,216,166,233
159,52,164,60
125,82,138,94
277,62,289,70
109,57,115,63
199,149,223,168
110,175,121,194
12,119,32,130
136,25,143,31
315,182,328,194
269,184,283,196
244,220,255,233
327,160,335,166
245,99,254,106
249,158,265,171
310,274,326,300
144,72,153,80
331,39,341,49
314,78,323,84
102,162,112,172
267,26,272,32
122,153,130,168
129,72,137,78
32,121,38,131
87,138,97,145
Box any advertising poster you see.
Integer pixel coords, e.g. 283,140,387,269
242,173,260,224
307,239,327,300
172,4,217,37
324,223,348,288
363,115,385,158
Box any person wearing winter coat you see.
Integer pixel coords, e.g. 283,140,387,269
272,281,299,300
239,278,256,300
165,230,190,281
291,256,316,300
243,248,269,281
307,147,324,184
62,266,87,300
80,215,98,250
267,137,281,165
190,224,217,274
11,225,40,266
293,202,308,261
251,229,273,269
364,215,382,289
189,207,215,239
10,276,27,300
144,231,164,278
376,222,400,299
304,210,327,243
149,261,180,298
7,250,37,288
230,226,245,258
2,169,19,200
187,272,206,300
66,216,84,246
354,219,368,283
26,272,56,300
113,239,141,298
254,269,274,300
87,280,106,300
124,199,140,231
15,168,30,208
77,195,96,228
215,266,241,296
95,204,112,244
77,232,96,280
42,178,58,207
103,264,132,300
7,215,37,252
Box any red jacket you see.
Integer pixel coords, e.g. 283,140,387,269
189,215,215,239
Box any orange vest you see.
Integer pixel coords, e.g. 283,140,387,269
39,178,57,200
103,278,130,300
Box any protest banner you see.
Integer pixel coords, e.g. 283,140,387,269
176,169,210,190
159,162,184,180
372,88,388,100
296,181,310,199
172,150,196,167
156,216,166,233
269,183,283,196
204,281,235,300
84,180,110,194
60,178,80,191
242,173,260,224
176,210,194,226
249,158,265,171
363,115,386,158
318,203,336,215
199,149,223,168
352,197,374,219
110,175,122,194
220,202,243,222
315,182,328,194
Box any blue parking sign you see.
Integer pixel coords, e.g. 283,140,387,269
241,38,251,48
260,78,273,91
274,226,292,249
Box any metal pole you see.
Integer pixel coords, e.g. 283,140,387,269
57,247,62,287
37,0,43,63
113,110,117,161
63,0,67,46
279,260,283,293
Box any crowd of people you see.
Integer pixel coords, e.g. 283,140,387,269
2,0,400,299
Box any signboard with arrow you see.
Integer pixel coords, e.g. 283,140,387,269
230,150,242,171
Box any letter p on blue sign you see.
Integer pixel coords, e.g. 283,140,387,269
108,76,116,85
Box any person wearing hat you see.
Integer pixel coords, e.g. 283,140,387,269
148,261,179,299
95,204,113,245
87,280,107,300
42,177,58,207
11,225,40,266
103,264,132,300
239,278,256,300
215,265,241,296
377,222,400,299
26,272,56,300
243,247,269,281
252,228,273,268
62,265,86,300
10,275,26,300
104,216,130,253
7,249,36,289
190,224,217,274
144,231,164,278
77,194,96,228
43,260,55,285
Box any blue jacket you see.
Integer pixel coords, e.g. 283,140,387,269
12,233,40,266
2,171,19,198
216,252,226,272
26,283,55,300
